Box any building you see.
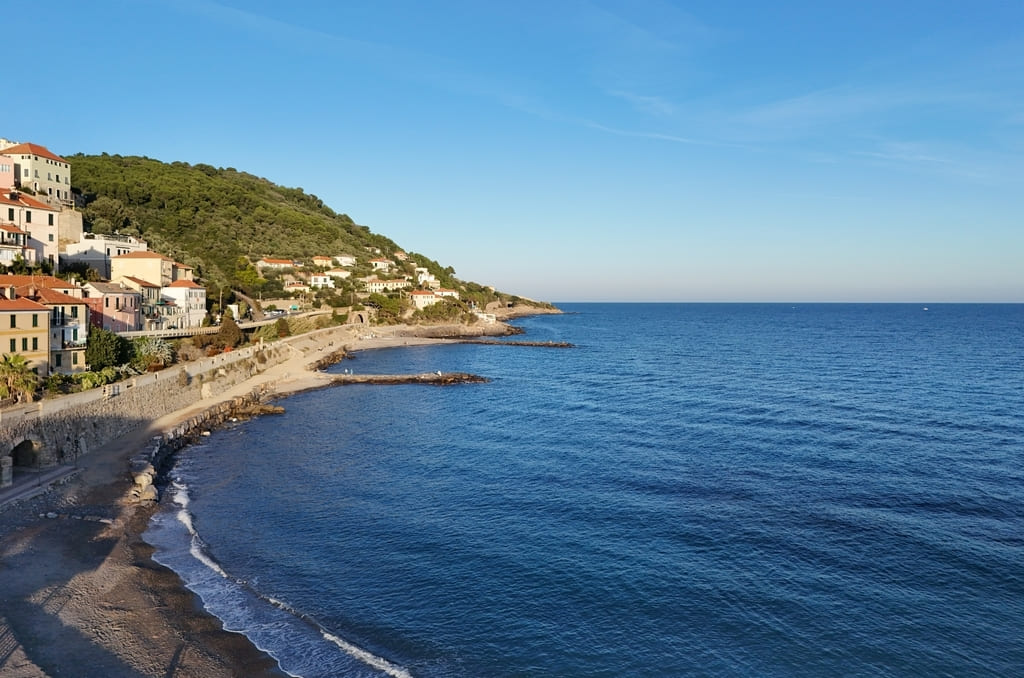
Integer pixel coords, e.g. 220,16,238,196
0,190,61,270
334,254,356,267
63,233,148,278
0,154,14,190
325,268,351,280
410,290,441,309
0,142,73,207
309,274,335,289
436,288,460,300
369,258,394,272
160,279,207,329
82,281,143,332
0,223,31,267
117,276,164,329
256,258,297,271
284,280,310,293
311,255,333,268
110,251,191,287
363,278,411,293
14,285,89,374
0,288,50,376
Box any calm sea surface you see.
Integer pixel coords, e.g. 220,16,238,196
146,303,1024,677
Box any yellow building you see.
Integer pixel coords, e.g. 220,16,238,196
0,295,50,375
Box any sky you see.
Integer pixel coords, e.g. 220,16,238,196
6,0,1023,302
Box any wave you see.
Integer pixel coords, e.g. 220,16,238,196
148,480,411,678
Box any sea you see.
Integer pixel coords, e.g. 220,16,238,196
145,303,1024,677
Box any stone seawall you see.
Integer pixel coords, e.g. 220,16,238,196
0,341,293,471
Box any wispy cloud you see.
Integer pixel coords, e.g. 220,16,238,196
607,90,676,116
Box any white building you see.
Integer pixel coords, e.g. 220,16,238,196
410,290,441,309
63,233,148,278
334,254,357,267
0,142,73,207
160,279,207,328
309,274,335,289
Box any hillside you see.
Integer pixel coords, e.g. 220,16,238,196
67,154,468,299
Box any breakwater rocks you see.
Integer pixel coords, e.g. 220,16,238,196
328,372,489,386
455,339,574,348
128,391,275,504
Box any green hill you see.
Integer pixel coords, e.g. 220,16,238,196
66,153,473,300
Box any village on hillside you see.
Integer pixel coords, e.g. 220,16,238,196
0,137,499,381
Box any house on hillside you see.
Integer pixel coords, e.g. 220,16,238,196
311,255,333,268
362,278,410,294
0,141,73,207
309,274,335,289
284,280,310,293
0,154,14,190
436,288,460,300
256,257,297,271
410,290,441,309
82,281,143,332
334,254,356,267
325,268,351,280
369,258,393,272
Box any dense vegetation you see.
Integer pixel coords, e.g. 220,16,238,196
70,154,410,291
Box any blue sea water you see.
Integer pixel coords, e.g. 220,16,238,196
145,303,1024,677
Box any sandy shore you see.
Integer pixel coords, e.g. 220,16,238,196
0,318,525,677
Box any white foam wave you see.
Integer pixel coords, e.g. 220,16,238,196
189,538,231,579
171,480,191,508
322,631,414,678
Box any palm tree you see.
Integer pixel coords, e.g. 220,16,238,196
0,354,39,404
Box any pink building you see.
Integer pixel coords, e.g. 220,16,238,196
82,281,143,332
0,155,14,191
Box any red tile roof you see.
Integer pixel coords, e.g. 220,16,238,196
16,286,83,305
0,297,48,311
119,275,160,288
0,274,78,290
0,143,67,163
165,279,203,288
1,223,27,233
0,191,57,211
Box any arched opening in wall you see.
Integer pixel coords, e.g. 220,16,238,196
12,439,39,468
354,313,366,325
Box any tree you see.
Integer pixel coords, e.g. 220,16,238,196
215,313,243,348
86,328,131,370
0,354,39,403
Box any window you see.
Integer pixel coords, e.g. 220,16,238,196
55,354,62,367
25,211,31,224
73,329,78,341
32,313,38,327
48,214,54,226
73,352,78,365
9,315,14,329
23,168,27,177
47,173,52,181
104,298,109,308
34,170,38,178
31,337,37,350
21,337,28,351
8,338,14,352
55,174,60,182
7,208,13,220
48,234,54,242
71,306,78,318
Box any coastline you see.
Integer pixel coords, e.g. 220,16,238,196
0,314,548,677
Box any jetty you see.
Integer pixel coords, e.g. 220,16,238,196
326,372,489,385
454,339,575,348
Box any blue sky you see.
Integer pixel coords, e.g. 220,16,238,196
8,0,1023,301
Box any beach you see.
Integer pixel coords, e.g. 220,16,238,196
0,314,545,677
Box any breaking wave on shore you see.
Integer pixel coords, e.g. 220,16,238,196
146,472,412,678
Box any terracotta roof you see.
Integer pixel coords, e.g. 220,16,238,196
260,258,295,265
0,274,78,290
0,297,48,311
0,143,67,163
1,223,27,233
0,191,56,211
119,275,160,288
16,286,83,305
165,279,204,289
112,251,172,260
